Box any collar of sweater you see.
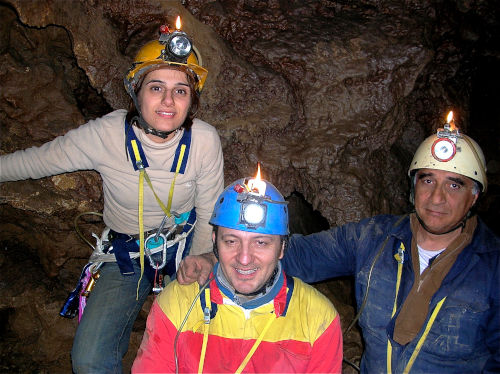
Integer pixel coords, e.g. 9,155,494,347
135,124,184,150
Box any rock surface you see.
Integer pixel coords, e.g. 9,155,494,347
1,0,499,372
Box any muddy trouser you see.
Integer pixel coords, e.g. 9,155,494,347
71,260,151,374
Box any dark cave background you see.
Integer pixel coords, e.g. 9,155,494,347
0,0,499,372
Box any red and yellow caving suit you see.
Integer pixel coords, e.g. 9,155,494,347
133,268,342,373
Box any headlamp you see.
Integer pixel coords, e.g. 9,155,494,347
168,33,192,58
240,200,267,229
431,122,461,162
431,138,456,162
159,29,193,63
233,179,288,231
237,193,267,230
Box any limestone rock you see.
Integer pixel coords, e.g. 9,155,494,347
1,1,498,372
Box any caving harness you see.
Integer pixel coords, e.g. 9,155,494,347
60,122,196,320
122,121,193,296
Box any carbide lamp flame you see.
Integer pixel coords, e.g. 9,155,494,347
447,111,453,124
446,111,457,131
176,16,181,30
247,163,267,196
256,163,262,180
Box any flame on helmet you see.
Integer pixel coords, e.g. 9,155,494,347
247,163,267,195
176,16,182,30
446,111,457,131
255,163,262,181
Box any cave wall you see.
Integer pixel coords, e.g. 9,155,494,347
1,0,499,372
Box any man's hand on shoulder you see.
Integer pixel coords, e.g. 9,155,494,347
177,253,216,285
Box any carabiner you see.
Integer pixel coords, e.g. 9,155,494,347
145,232,168,270
397,243,405,264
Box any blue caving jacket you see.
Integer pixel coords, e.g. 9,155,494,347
282,214,500,374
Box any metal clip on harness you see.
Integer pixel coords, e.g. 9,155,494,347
145,233,168,270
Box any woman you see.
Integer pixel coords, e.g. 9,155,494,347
0,22,224,374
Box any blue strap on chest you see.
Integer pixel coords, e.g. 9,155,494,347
125,121,191,173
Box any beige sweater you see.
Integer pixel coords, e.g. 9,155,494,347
0,109,224,255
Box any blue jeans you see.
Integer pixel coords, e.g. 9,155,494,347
71,261,152,374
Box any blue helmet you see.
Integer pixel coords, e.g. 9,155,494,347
209,178,289,235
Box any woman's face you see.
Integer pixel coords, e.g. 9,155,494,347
138,68,192,143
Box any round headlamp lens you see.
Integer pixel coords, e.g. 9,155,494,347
431,138,456,162
169,35,192,58
243,203,265,225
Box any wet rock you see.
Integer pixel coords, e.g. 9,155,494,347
1,0,499,372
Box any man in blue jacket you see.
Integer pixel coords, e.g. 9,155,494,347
178,123,500,373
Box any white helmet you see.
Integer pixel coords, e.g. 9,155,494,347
408,128,487,192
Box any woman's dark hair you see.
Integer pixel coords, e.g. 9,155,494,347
125,65,200,131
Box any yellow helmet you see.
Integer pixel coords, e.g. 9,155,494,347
124,26,208,96
408,127,487,192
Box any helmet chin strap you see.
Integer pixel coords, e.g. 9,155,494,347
129,87,179,139
131,115,178,139
415,210,470,236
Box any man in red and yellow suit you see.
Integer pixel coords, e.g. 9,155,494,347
132,177,342,373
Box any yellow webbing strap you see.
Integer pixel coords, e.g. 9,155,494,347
130,140,187,299
403,297,447,374
387,242,405,374
169,144,186,214
235,313,276,374
131,140,146,298
143,172,170,217
387,242,447,374
141,144,186,217
198,288,211,374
